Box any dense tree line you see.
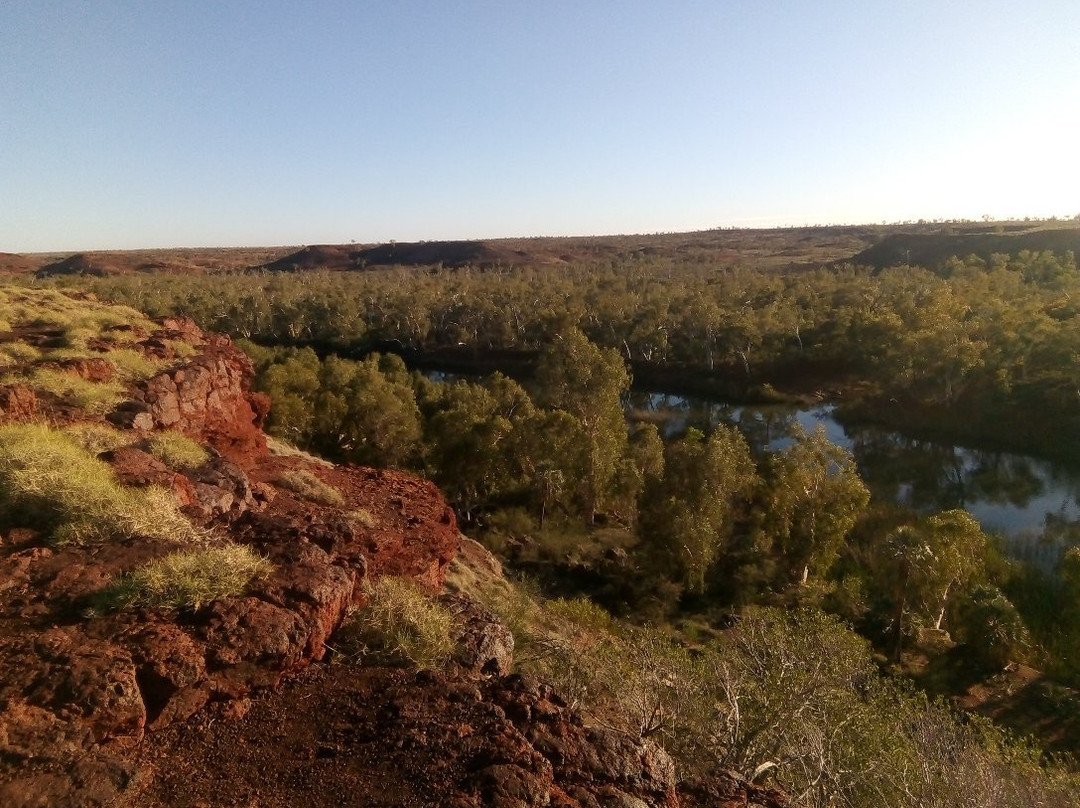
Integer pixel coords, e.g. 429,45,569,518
70,247,1080,458
240,331,1037,671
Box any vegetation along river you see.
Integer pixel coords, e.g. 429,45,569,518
625,391,1080,569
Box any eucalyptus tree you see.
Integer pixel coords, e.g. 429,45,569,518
535,328,631,521
754,425,870,587
640,425,759,594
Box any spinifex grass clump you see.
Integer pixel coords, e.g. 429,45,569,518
0,423,203,544
0,287,152,343
336,577,455,670
276,468,345,506
147,430,210,470
99,544,271,611
62,422,131,455
0,342,41,368
13,367,126,414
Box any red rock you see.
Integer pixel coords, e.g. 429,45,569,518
0,628,145,768
197,596,307,672
105,446,197,506
0,754,138,808
122,624,209,728
0,384,38,423
442,591,515,677
133,342,267,464
252,544,357,661
52,356,116,382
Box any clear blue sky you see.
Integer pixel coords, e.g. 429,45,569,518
2,1,1078,251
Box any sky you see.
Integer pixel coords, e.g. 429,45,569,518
1,1,1078,252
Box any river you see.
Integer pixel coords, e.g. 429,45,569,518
626,391,1080,568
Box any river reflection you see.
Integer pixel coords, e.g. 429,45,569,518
625,391,1080,565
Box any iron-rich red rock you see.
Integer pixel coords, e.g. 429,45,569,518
0,384,37,423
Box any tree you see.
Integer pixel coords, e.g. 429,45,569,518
536,328,630,521
883,510,989,660
641,426,758,594
337,355,422,468
256,347,321,443
755,425,870,586
424,374,538,519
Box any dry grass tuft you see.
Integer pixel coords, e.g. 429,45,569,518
336,577,455,670
0,423,204,545
0,342,42,367
98,544,271,611
266,435,335,467
347,508,379,529
63,422,131,455
276,468,344,506
147,431,210,470
7,367,126,414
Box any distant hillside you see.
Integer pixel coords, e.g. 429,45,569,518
8,220,1078,279
848,226,1080,270
264,239,567,271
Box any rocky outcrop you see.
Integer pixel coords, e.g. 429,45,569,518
0,307,463,804
442,591,516,677
108,329,268,464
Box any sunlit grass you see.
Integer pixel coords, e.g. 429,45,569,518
98,544,271,610
336,576,455,670
62,422,131,455
0,423,203,545
276,468,344,506
4,368,126,414
147,430,210,470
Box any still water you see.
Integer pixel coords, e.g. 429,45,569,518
626,391,1080,567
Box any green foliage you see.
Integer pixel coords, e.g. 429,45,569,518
333,355,423,467
640,425,758,594
252,346,322,442
954,584,1033,668
460,563,1080,808
424,376,528,516
753,424,870,586
276,468,345,506
0,423,203,545
338,577,455,670
147,431,210,470
83,244,1080,461
97,544,271,611
536,328,631,520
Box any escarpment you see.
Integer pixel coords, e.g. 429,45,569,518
0,289,788,808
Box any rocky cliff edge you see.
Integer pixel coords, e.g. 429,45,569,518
0,289,786,808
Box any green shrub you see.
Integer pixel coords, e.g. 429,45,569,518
337,577,455,670
450,560,1080,808
0,423,203,544
147,431,210,470
276,468,344,506
98,544,271,610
